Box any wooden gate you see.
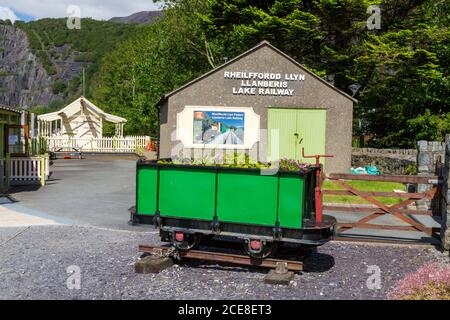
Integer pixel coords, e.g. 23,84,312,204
323,171,445,243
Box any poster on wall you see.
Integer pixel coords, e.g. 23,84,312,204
193,111,245,145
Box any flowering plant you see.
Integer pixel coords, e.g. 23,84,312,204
388,263,450,300
279,158,312,172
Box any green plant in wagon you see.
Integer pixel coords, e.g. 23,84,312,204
157,157,312,172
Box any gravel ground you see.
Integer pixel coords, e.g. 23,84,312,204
0,225,448,300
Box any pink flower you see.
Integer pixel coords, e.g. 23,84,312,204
388,263,450,300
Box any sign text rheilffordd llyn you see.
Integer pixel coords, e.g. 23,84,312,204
224,71,305,96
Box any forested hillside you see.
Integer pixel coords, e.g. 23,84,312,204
0,18,143,111
14,19,142,108
92,0,450,146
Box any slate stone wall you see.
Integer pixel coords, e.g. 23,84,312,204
351,148,417,175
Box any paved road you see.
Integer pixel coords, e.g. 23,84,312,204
9,157,148,231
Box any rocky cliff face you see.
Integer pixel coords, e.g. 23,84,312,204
0,25,59,108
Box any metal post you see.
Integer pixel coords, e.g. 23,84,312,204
5,153,10,190
0,158,4,194
302,148,334,224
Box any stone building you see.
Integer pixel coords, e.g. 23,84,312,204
155,41,356,173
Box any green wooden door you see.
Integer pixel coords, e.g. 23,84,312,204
267,109,298,161
297,109,327,164
267,108,326,163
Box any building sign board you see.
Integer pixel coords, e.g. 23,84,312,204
224,71,305,96
193,111,245,146
177,106,259,150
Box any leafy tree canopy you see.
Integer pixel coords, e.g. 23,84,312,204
89,0,449,144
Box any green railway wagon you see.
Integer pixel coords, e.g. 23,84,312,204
130,160,336,258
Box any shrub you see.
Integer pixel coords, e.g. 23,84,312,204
388,263,450,300
52,80,67,95
279,159,312,172
157,155,312,172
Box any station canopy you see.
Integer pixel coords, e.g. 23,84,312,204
38,97,126,124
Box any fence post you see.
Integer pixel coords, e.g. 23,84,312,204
40,154,46,187
5,153,10,190
0,158,4,194
443,135,450,251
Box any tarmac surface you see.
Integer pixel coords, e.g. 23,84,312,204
0,157,448,300
8,157,146,231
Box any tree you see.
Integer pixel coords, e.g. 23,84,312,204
91,0,449,145
351,10,450,147
92,0,220,136
407,110,450,142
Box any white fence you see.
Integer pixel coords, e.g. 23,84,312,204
45,136,151,153
0,155,50,188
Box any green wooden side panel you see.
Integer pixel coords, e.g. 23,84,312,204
267,109,298,161
137,167,158,215
137,165,307,230
217,171,277,226
159,168,215,220
278,176,304,229
297,109,326,164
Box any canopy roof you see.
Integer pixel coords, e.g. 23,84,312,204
38,97,127,123
0,104,22,114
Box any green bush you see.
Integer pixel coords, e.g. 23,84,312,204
52,80,67,95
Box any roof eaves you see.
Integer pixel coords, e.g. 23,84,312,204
0,104,22,114
155,40,357,106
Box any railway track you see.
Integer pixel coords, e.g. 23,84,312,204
138,245,304,272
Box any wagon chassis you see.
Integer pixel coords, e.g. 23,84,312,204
138,244,304,272
130,207,336,246
132,155,338,265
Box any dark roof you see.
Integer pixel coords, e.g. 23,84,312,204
156,40,357,107
0,104,21,114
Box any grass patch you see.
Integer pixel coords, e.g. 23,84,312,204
323,180,407,205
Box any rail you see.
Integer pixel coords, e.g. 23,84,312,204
139,245,303,271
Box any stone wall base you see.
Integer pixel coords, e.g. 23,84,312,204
444,228,450,251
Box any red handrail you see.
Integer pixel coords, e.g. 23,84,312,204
302,148,334,224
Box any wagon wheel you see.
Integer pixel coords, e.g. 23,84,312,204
243,241,279,259
171,233,202,251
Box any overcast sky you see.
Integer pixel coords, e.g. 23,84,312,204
0,0,162,22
